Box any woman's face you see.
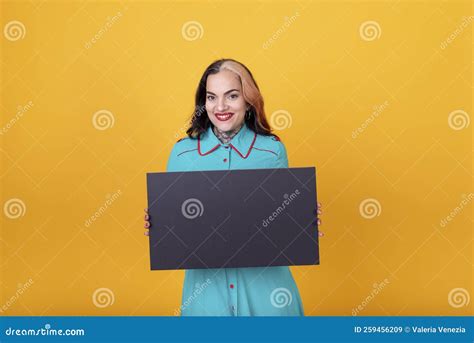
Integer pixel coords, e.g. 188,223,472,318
205,69,247,132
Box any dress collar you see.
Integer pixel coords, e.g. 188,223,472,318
197,123,257,158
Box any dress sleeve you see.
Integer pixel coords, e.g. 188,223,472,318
275,140,289,168
166,142,180,172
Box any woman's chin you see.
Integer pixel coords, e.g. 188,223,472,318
215,118,246,131
213,121,235,132
216,124,231,132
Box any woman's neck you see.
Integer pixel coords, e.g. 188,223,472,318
212,123,245,144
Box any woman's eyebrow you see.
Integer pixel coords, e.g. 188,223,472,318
206,89,240,95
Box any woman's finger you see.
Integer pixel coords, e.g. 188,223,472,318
144,221,150,228
317,202,321,209
317,209,322,215
144,208,148,213
144,214,150,220
318,231,324,237
144,230,149,236
317,218,322,225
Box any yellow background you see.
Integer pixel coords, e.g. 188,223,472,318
1,0,472,316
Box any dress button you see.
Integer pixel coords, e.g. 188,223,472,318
223,158,228,162
224,146,229,149
229,284,234,289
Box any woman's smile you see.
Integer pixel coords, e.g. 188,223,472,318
214,112,235,121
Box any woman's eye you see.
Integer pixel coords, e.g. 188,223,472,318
229,94,238,99
206,95,215,101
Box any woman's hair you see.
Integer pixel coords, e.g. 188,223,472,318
185,58,276,138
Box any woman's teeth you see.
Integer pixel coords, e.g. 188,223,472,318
215,113,234,121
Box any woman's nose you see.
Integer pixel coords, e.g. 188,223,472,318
216,98,227,111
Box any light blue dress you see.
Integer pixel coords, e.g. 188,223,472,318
166,123,305,316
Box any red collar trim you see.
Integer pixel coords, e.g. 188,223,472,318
197,130,257,158
197,136,220,156
229,132,257,159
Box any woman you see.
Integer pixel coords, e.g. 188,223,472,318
144,58,323,316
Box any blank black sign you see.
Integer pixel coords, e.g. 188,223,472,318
146,167,319,270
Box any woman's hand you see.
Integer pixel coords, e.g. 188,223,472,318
144,208,151,236
317,202,324,237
